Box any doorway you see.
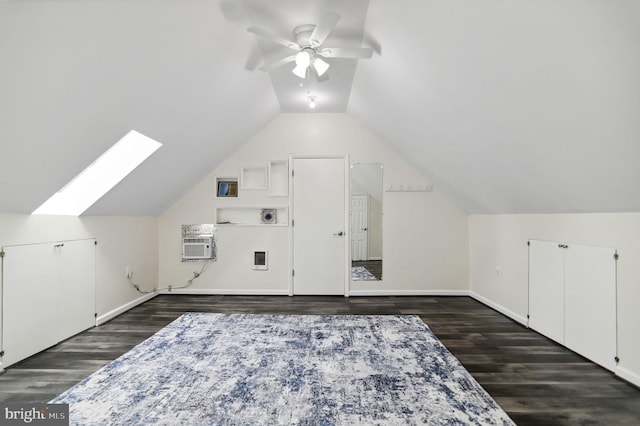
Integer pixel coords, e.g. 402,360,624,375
351,194,369,261
290,156,348,295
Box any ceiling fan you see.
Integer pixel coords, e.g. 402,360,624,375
247,10,374,81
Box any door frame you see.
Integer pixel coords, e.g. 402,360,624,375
288,154,350,297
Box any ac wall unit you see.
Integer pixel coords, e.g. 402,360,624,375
182,236,213,260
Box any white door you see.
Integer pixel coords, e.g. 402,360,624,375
1,240,96,368
57,239,96,341
528,240,565,344
2,243,59,367
351,195,369,261
292,157,347,295
564,244,617,371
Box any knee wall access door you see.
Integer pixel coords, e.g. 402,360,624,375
1,239,96,368
528,240,617,371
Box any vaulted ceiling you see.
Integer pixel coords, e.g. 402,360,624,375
1,0,639,216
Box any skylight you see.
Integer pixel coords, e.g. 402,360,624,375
32,130,162,216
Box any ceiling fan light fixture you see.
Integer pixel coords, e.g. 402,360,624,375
295,51,311,67
312,57,329,76
292,51,311,78
292,64,308,79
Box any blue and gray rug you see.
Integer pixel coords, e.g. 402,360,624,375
351,266,378,281
52,313,513,425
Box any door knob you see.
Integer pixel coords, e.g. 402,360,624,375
333,231,344,236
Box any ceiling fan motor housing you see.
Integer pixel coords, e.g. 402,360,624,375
294,24,318,48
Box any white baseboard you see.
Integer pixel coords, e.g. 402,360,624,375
96,292,158,326
159,288,289,296
348,289,470,297
469,291,528,325
616,366,640,388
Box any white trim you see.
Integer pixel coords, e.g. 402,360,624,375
469,291,528,325
96,292,158,326
159,289,290,296
344,155,350,298
367,256,382,261
348,289,470,297
616,366,640,388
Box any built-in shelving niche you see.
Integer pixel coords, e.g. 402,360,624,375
215,207,289,227
240,167,267,190
268,160,288,197
216,177,238,198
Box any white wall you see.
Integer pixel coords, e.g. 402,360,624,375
159,113,469,295
0,214,159,322
468,213,640,387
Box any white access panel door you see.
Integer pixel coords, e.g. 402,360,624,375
528,240,565,345
1,239,96,369
564,244,617,371
57,239,96,341
2,243,60,368
292,157,347,295
351,195,369,261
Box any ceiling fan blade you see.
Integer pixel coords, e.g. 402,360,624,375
258,55,296,72
320,47,374,59
247,26,300,50
309,10,340,47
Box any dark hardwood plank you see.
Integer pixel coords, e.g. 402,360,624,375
1,295,639,425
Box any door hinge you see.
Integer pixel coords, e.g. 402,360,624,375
291,170,294,177
292,269,295,277
615,356,620,364
0,350,4,357
292,219,294,226
614,252,619,260
94,313,98,318
94,240,98,246
527,241,530,246
0,250,4,258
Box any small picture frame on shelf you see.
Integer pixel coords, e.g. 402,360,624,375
217,179,238,197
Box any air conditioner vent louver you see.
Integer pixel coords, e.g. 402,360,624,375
183,238,210,244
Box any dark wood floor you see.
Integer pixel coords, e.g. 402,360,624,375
1,295,639,425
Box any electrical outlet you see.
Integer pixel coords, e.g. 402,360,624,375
126,266,133,279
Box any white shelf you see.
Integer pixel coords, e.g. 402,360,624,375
268,160,289,197
240,166,267,190
216,207,288,226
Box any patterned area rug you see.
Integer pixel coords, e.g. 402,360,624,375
351,266,378,281
52,314,514,425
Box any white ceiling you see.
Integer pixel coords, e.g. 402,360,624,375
1,0,639,216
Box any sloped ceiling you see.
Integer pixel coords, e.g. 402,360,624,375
1,0,639,216
0,0,280,215
350,0,640,213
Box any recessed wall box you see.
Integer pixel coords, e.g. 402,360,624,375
253,250,268,270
